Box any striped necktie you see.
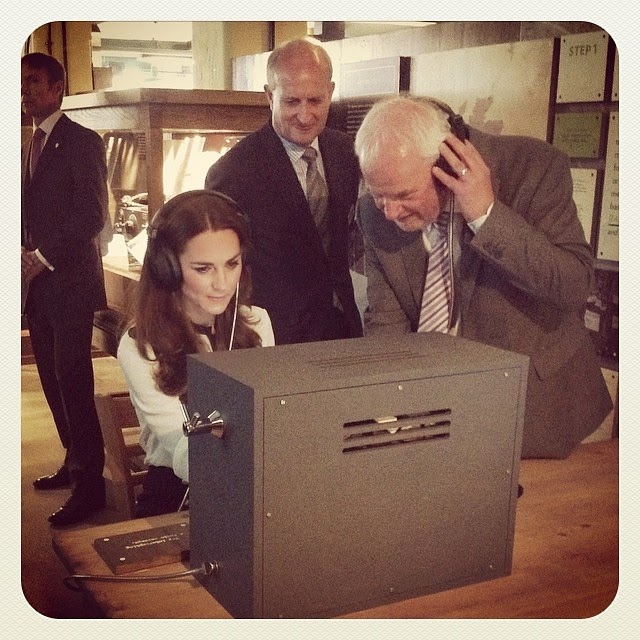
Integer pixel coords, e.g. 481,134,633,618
29,127,46,177
302,147,329,248
418,212,452,333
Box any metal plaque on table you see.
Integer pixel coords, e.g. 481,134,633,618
93,519,190,575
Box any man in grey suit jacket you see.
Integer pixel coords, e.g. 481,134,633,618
22,53,107,526
205,39,362,345
355,95,612,459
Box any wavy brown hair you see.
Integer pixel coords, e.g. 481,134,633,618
127,190,261,396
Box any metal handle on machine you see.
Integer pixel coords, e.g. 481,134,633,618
181,404,225,439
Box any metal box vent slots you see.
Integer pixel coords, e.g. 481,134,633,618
186,333,528,618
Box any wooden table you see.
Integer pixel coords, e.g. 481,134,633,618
51,440,618,619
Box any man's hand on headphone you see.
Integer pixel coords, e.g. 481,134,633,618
432,134,495,222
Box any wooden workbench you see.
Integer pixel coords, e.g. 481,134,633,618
51,440,618,619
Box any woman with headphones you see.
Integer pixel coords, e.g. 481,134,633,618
117,190,275,517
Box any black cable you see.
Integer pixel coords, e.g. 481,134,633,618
63,561,217,592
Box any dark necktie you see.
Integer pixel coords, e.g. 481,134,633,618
29,127,46,177
302,147,329,249
418,212,452,333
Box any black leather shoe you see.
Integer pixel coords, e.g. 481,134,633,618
33,466,70,490
48,483,106,528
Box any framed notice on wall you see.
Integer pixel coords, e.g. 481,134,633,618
570,168,597,242
612,49,619,101
553,112,602,158
339,57,409,98
557,31,609,103
597,112,619,261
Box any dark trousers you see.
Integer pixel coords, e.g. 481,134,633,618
325,305,351,340
27,307,104,482
135,465,188,518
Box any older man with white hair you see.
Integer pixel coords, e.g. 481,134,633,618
354,95,612,459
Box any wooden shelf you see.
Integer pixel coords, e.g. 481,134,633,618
62,88,270,221
61,88,270,317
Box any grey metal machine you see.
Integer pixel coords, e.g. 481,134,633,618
186,333,528,618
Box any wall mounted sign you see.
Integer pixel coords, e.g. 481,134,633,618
557,31,609,103
553,112,602,158
598,112,619,261
339,56,410,98
612,49,619,101
570,168,597,242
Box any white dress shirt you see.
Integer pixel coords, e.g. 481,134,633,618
117,305,275,482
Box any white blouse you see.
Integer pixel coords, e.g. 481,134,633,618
117,306,274,482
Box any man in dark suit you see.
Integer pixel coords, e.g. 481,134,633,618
21,52,107,526
354,95,612,459
205,38,363,344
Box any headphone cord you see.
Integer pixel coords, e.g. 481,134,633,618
63,561,219,592
228,282,239,350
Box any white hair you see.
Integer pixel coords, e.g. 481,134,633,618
355,95,452,170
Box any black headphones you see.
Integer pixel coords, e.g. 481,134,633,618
421,97,469,140
422,98,469,177
145,189,244,292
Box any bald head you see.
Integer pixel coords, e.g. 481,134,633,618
264,38,335,148
266,38,333,90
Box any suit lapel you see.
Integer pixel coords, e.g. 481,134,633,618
452,205,482,321
318,132,337,196
318,131,348,223
36,116,66,174
451,129,500,321
396,215,481,327
400,232,427,315
260,124,308,215
26,115,69,186
21,140,31,190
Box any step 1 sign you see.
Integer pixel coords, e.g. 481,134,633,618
557,31,609,103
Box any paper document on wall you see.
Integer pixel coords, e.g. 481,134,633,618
570,168,597,242
598,113,619,262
